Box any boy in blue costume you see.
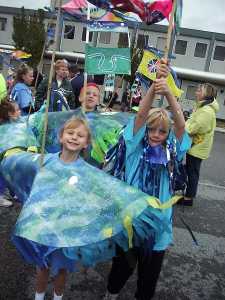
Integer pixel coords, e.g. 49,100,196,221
103,60,192,300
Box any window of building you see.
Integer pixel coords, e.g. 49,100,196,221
156,37,166,51
0,17,7,31
136,34,149,49
82,27,93,42
118,33,129,47
99,32,111,44
64,25,75,39
194,42,207,58
213,46,225,61
186,85,197,100
175,40,187,55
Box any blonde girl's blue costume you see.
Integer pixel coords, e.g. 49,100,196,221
104,117,191,299
123,117,192,250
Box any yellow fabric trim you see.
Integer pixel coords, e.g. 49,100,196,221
3,146,38,159
102,227,113,238
147,195,183,210
27,146,38,153
3,148,24,158
123,215,133,248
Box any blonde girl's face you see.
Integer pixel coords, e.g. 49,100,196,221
60,123,89,153
147,121,168,147
22,70,34,86
79,86,100,111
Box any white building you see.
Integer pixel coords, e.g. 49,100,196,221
0,5,225,119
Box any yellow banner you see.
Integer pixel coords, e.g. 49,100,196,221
138,49,183,98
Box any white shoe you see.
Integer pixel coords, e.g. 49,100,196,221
0,196,13,207
103,291,119,300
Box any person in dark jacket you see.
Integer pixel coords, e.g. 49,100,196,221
35,59,75,111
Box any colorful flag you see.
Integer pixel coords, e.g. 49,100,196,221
62,0,123,21
85,45,131,75
87,0,173,24
145,0,173,24
137,48,183,98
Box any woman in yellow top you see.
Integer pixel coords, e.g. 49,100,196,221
182,83,219,206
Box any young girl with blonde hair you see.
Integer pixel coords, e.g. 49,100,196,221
104,60,192,300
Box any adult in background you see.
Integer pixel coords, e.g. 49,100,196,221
182,83,219,206
10,63,34,115
35,59,75,111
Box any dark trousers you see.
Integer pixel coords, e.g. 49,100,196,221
185,153,202,198
107,246,165,300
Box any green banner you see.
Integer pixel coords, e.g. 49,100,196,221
85,45,131,75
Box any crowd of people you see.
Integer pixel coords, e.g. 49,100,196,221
0,58,220,300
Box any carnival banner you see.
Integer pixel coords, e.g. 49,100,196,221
138,48,183,98
87,21,129,33
85,45,131,75
87,0,173,24
62,0,142,22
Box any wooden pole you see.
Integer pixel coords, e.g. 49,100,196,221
39,0,62,167
164,0,177,60
82,3,91,114
158,0,177,107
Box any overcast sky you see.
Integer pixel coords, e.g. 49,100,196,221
1,0,225,34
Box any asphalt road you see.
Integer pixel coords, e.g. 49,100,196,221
0,131,224,300
200,132,225,187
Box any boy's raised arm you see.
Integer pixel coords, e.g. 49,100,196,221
154,78,185,140
134,60,169,134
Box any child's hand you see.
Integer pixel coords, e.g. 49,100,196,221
154,78,171,96
156,59,169,79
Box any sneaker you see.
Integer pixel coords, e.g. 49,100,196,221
103,291,119,300
0,196,13,207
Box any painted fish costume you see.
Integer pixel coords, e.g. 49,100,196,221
0,109,182,274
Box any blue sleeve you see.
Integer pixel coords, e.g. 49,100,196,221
168,130,192,161
123,116,146,156
17,89,32,109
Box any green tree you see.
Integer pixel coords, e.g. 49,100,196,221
12,7,46,67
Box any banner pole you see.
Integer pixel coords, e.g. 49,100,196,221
39,0,62,167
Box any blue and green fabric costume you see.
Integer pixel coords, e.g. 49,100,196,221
0,109,186,274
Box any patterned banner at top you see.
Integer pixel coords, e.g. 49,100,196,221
87,21,129,32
